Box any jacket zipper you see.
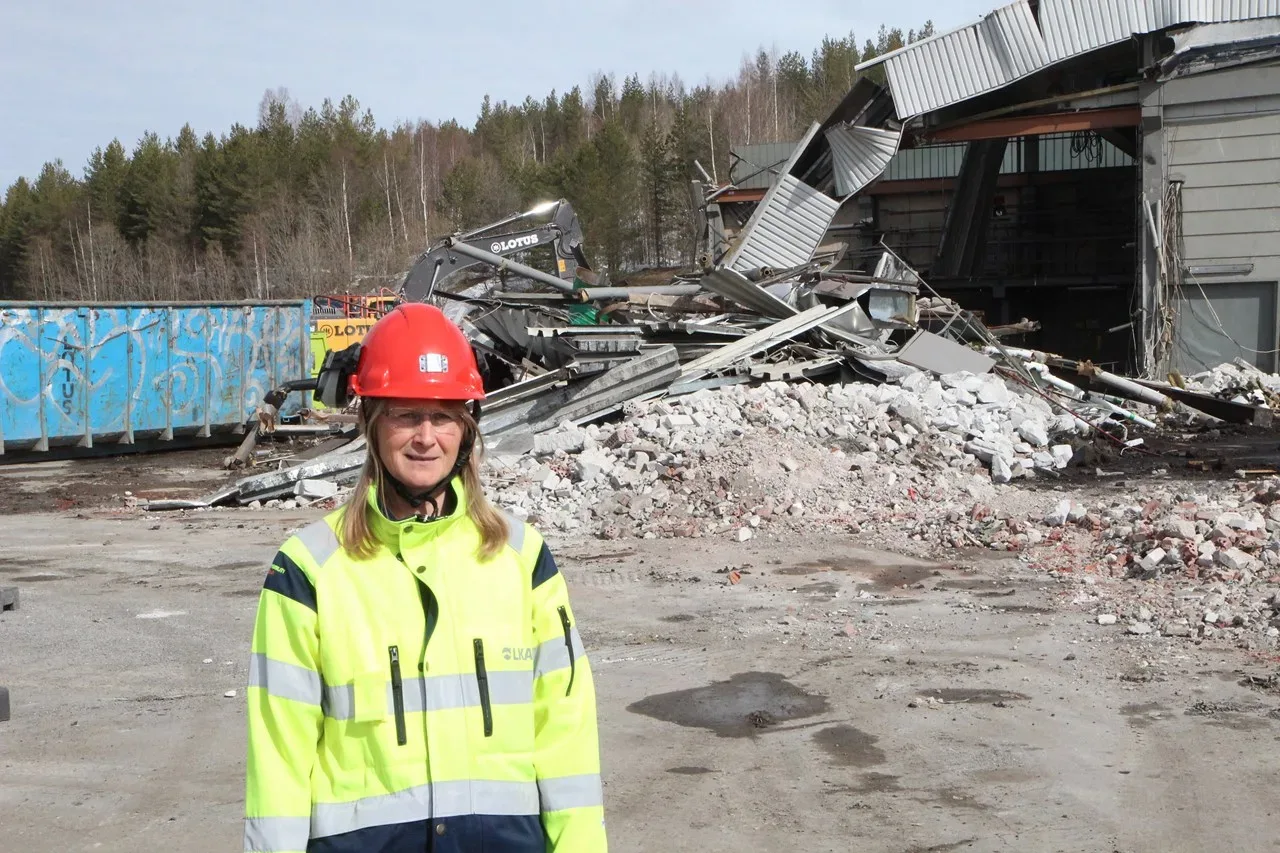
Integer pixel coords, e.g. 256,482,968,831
389,645,407,746
558,606,577,697
473,639,493,737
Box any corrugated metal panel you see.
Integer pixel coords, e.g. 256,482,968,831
1039,0,1151,61
861,0,1280,118
824,124,903,197
727,174,842,272
1040,0,1280,61
701,268,798,318
0,301,311,455
730,142,797,189
873,1,1049,118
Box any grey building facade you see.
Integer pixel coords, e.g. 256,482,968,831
1142,60,1280,373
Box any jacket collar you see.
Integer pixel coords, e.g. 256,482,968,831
367,478,470,549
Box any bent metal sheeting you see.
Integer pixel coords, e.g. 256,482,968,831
859,0,1280,118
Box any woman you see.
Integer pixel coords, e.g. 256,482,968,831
243,303,608,853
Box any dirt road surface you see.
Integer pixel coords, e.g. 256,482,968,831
3,507,1279,852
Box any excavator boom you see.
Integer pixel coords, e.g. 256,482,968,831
400,199,590,302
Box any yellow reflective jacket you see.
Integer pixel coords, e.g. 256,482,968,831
243,481,607,853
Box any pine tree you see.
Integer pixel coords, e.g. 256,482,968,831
0,178,35,295
0,17,935,298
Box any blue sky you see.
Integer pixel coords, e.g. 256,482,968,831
0,0,996,189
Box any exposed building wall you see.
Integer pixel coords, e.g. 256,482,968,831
1152,61,1280,373
845,168,1135,283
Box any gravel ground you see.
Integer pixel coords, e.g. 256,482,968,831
4,506,1280,852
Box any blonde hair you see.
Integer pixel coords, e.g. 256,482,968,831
338,399,509,561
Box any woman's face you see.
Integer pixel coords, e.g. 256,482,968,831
374,398,467,492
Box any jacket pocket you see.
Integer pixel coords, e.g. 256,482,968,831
557,606,577,697
474,639,494,737
389,645,407,746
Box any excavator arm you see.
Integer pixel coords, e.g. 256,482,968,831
400,199,591,302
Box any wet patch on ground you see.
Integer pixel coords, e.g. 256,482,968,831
660,614,696,624
812,725,886,768
627,672,829,738
1204,715,1271,732
1121,702,1171,729
797,581,841,600
934,577,1014,592
905,839,979,852
667,766,713,775
11,573,73,583
920,788,989,812
221,588,262,598
776,556,942,590
992,604,1054,615
0,557,55,574
972,767,1038,785
567,550,638,563
209,562,262,574
918,688,1031,704
827,772,902,795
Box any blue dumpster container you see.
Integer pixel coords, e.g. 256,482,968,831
0,300,312,457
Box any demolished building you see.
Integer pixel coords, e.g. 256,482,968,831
715,0,1280,379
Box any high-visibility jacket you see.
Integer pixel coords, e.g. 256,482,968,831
243,481,607,853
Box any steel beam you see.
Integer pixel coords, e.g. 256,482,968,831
933,139,1007,279
925,107,1142,143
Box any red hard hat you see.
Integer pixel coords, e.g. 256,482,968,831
350,303,485,401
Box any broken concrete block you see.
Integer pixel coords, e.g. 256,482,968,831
1053,414,1080,435
976,376,1012,406
0,586,17,612
662,414,695,429
534,431,585,455
1045,500,1073,527
780,457,800,473
890,398,927,431
1097,614,1118,626
1139,548,1167,572
1017,419,1050,448
1217,547,1258,572
0,685,7,722
1162,518,1198,540
1127,622,1154,636
736,527,753,542
295,479,340,500
991,455,1013,484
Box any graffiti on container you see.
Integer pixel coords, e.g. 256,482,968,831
0,305,307,448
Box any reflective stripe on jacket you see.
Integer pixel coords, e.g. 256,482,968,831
244,481,607,853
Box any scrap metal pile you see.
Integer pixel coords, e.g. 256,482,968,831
141,242,1277,521
131,176,1280,529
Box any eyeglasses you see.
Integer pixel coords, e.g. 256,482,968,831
382,407,462,432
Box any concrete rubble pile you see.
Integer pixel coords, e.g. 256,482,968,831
997,476,1280,651
1183,358,1280,410
274,367,1085,546
480,368,1086,542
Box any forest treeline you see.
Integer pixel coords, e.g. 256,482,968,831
0,22,932,303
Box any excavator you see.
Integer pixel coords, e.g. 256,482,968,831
306,199,597,412
400,199,592,302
